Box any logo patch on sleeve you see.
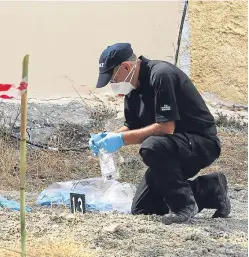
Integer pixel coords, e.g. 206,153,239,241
161,104,171,111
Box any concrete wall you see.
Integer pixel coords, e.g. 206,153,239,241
0,1,181,98
188,0,248,104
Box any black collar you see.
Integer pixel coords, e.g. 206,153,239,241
137,55,152,94
138,55,151,79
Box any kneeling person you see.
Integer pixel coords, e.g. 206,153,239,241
89,43,231,225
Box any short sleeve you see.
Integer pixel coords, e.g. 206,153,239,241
152,71,180,123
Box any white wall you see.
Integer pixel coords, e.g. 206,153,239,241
0,1,181,98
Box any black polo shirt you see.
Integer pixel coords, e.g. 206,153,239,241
124,56,217,136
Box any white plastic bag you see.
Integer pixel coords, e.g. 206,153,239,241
104,182,137,212
37,177,136,213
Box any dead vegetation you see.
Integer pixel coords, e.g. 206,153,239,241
0,101,247,193
215,111,248,133
1,239,98,257
201,129,248,186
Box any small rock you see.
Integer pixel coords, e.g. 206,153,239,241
59,213,67,220
89,244,96,249
202,248,208,254
38,174,46,179
52,224,59,229
66,214,75,222
50,214,59,221
103,224,121,233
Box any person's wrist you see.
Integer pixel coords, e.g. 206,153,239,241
119,133,125,146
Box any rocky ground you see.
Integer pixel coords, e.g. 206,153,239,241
0,93,248,257
0,187,247,257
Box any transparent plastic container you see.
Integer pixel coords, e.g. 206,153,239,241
99,148,119,181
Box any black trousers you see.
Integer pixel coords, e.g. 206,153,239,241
131,132,221,215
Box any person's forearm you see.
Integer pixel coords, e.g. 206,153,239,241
113,126,130,133
122,122,175,145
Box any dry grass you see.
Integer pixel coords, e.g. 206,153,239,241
202,129,248,186
0,139,102,192
1,239,97,257
0,128,247,193
0,98,117,192
0,98,247,192
215,111,248,132
0,136,19,190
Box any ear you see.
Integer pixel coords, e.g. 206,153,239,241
121,62,130,71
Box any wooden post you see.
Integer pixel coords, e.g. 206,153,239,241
20,54,29,257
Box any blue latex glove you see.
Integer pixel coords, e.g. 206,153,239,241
96,132,124,153
89,132,107,156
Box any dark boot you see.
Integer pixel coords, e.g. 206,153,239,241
189,172,231,218
212,172,231,218
162,200,198,225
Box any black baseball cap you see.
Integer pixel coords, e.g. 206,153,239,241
96,43,133,88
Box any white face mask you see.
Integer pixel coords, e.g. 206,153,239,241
110,60,137,95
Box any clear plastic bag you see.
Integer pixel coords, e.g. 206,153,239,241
99,149,119,181
37,177,136,213
104,182,136,212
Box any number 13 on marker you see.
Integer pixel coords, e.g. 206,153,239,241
70,193,86,214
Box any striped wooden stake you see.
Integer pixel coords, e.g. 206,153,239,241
20,55,29,257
